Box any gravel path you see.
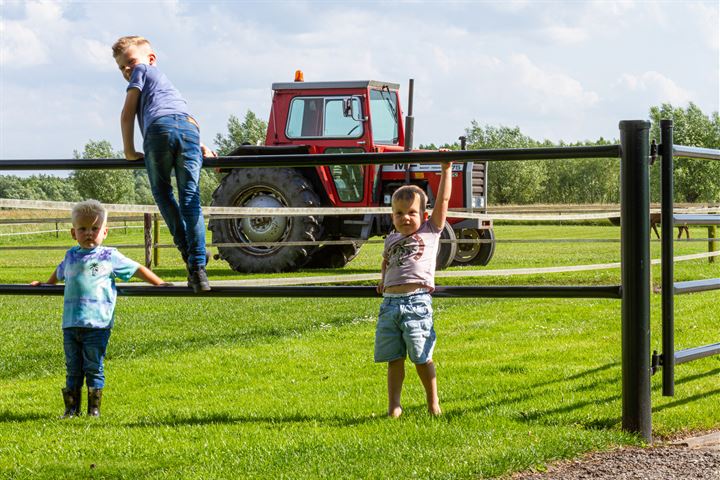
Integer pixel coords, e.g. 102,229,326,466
511,432,720,480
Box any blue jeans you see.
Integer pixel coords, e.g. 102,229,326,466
144,114,207,267
63,327,111,389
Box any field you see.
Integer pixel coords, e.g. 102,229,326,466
1,219,718,479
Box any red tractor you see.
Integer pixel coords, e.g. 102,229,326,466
209,75,495,273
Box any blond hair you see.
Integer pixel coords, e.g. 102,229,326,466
112,35,152,58
72,199,107,226
391,185,428,213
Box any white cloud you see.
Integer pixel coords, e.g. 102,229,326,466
541,25,588,44
616,71,693,105
74,38,116,71
690,2,720,51
0,22,48,67
490,0,531,13
509,54,600,113
25,0,64,22
0,0,72,68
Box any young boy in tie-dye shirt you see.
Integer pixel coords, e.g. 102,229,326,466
32,199,166,418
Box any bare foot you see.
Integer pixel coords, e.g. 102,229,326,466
429,404,442,416
388,406,403,418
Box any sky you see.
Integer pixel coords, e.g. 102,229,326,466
0,0,718,174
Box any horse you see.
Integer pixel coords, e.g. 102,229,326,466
609,213,690,239
649,213,690,239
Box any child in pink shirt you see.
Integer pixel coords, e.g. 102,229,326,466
375,161,452,417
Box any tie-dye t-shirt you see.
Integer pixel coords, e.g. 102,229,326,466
56,246,140,329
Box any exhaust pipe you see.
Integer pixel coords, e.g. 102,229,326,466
404,78,414,152
404,78,414,184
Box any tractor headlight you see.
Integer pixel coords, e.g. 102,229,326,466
472,196,485,208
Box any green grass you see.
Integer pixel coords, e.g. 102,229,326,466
0,223,719,479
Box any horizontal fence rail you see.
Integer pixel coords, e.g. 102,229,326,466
672,145,720,161
673,278,720,295
0,284,623,299
674,214,720,226
674,343,720,365
0,198,618,220
0,145,622,171
0,216,145,225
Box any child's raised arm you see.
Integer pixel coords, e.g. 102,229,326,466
133,265,169,286
430,161,453,230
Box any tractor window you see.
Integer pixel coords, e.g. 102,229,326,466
369,89,398,145
286,96,363,139
325,148,365,202
287,97,323,137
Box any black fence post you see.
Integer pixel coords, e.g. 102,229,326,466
620,120,652,442
143,213,152,269
661,120,675,396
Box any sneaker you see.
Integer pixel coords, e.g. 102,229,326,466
188,266,211,293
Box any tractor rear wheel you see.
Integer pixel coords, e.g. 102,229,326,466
209,168,322,273
452,228,495,266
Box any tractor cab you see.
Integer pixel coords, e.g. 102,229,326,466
266,79,405,207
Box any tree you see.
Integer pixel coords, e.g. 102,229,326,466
649,103,720,203
464,122,548,204
214,110,268,155
71,140,136,204
132,169,155,205
543,138,619,204
0,174,79,201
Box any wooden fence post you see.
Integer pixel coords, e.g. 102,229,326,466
710,225,717,264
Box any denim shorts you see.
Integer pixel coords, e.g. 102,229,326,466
374,293,435,364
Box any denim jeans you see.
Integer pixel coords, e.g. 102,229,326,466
144,114,207,267
63,327,111,389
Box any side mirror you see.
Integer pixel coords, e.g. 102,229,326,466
343,97,354,118
343,97,366,122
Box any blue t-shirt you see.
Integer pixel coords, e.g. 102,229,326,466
127,64,189,137
56,246,140,329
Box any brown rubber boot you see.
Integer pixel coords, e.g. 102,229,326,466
61,387,81,419
87,387,103,417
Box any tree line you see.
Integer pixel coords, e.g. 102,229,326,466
1,104,717,205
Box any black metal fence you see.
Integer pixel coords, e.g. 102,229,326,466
4,124,709,441
656,119,720,397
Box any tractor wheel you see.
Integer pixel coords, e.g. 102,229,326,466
209,168,322,273
451,228,495,266
304,241,362,269
436,222,457,270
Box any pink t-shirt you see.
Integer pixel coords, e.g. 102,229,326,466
382,220,441,292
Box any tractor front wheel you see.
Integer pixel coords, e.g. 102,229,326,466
452,228,495,266
436,222,457,270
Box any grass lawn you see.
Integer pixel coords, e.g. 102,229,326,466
0,221,718,479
